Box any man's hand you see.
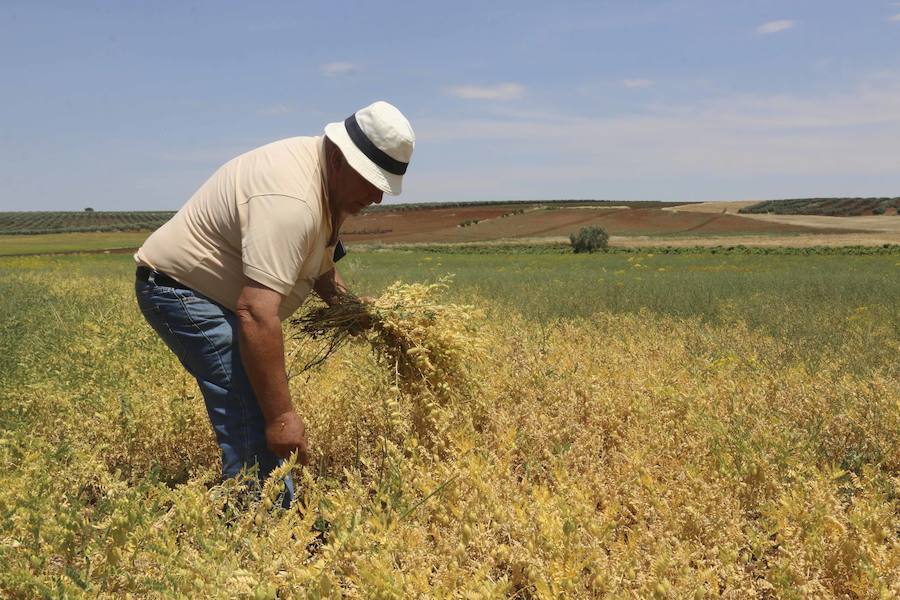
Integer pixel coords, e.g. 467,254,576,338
265,410,310,464
313,267,347,307
348,295,375,336
315,268,375,335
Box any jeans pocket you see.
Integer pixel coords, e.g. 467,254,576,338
172,287,220,306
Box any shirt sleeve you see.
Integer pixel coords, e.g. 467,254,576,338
240,194,315,296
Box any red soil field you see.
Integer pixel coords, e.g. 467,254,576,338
340,205,861,244
340,206,516,242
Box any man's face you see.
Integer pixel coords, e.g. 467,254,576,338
332,158,384,216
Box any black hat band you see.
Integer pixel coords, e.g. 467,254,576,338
344,114,408,176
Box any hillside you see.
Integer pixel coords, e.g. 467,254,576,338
4,199,900,256
340,204,859,244
0,202,681,235
739,197,899,216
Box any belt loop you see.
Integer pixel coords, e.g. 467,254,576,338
148,270,157,284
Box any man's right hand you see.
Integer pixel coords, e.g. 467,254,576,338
265,410,310,465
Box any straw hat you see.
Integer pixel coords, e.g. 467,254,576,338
324,101,415,195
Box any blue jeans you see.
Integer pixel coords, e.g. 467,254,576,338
134,273,294,507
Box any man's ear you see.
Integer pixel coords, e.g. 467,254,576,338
328,146,344,172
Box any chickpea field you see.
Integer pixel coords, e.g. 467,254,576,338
1,250,898,598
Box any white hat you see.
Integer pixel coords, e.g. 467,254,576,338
324,101,415,196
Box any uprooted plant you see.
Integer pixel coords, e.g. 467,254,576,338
287,279,487,444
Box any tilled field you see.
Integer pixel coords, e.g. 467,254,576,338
340,205,854,244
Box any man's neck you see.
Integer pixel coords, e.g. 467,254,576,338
326,186,345,247
322,155,344,247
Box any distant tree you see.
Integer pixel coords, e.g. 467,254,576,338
570,226,609,253
84,207,94,212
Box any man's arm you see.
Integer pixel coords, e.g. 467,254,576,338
234,280,310,464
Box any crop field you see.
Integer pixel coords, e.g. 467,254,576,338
739,198,900,217
1,250,898,597
339,205,857,245
0,232,151,257
0,203,679,237
3,205,897,257
0,212,175,235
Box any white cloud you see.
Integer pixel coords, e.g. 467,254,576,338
418,74,900,182
320,62,357,76
756,20,795,34
446,83,525,101
257,105,289,116
623,78,654,89
889,13,900,22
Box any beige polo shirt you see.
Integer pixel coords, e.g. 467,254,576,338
135,135,336,320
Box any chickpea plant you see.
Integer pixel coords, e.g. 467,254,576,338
1,266,897,598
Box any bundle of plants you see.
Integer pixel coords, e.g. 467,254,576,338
288,279,486,398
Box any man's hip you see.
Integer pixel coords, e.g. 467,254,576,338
134,268,236,388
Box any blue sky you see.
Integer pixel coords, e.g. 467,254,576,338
2,1,900,210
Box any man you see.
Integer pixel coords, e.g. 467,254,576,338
134,101,415,505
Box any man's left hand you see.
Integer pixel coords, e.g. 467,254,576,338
347,295,374,336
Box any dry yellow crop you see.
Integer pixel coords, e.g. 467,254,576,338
1,276,897,598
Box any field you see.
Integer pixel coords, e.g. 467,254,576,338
4,201,899,258
339,205,860,245
1,250,898,597
0,232,150,256
0,203,682,237
0,212,174,235
738,198,900,217
662,203,900,249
